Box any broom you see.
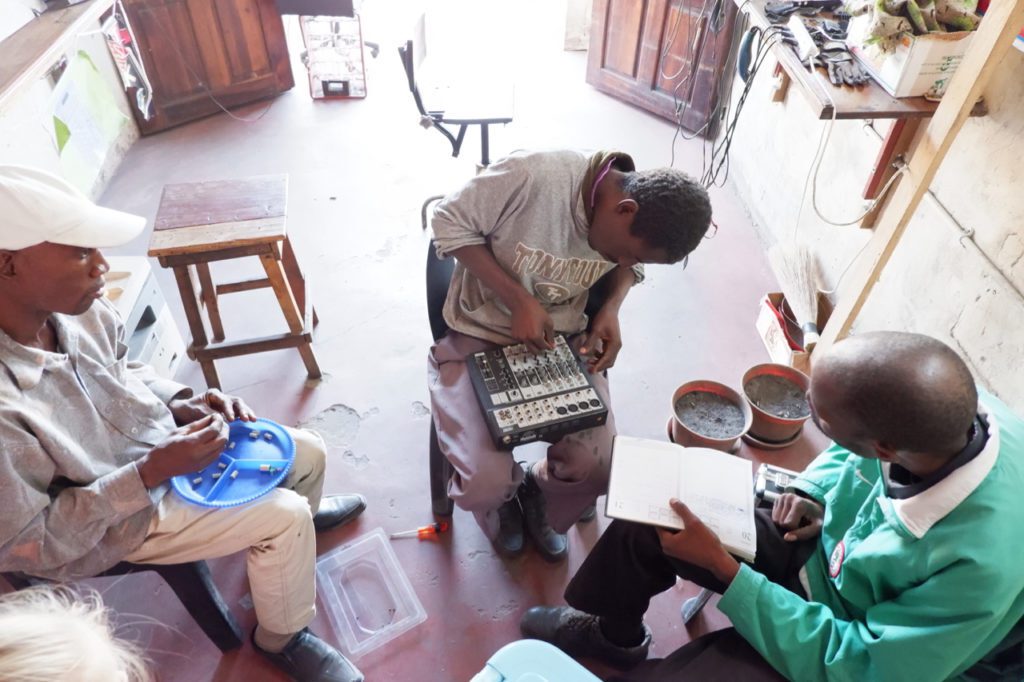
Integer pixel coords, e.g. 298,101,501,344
767,241,821,352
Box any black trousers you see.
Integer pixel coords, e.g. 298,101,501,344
565,509,816,682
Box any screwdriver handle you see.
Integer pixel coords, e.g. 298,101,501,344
389,521,450,540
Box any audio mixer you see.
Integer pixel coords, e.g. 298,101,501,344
467,335,608,448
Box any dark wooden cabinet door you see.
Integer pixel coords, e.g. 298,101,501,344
587,0,738,137
122,0,293,135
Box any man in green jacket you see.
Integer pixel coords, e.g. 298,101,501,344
521,331,1024,681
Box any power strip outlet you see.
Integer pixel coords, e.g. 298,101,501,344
787,15,820,62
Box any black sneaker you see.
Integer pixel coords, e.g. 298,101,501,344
519,466,567,562
494,496,525,557
254,628,364,682
519,606,651,669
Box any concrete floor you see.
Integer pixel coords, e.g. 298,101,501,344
82,2,829,680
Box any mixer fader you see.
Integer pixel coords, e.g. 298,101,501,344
467,335,608,448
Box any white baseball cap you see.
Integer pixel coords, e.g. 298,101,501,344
0,165,146,250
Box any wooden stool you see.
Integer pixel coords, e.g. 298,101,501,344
148,175,321,389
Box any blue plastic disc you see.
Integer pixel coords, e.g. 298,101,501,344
171,418,295,508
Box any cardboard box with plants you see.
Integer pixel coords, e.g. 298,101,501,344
846,0,982,98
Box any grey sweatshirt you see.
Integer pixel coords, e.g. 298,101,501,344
432,149,642,345
0,299,189,580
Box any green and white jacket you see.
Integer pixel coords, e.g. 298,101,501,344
718,393,1024,681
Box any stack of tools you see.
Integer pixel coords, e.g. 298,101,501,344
764,0,872,86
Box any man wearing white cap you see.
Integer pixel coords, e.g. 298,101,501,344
0,166,365,682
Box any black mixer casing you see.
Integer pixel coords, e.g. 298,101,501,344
466,335,608,449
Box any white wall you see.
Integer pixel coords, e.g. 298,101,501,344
0,4,138,198
728,41,1024,411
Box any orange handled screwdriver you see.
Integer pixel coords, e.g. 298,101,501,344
389,521,450,540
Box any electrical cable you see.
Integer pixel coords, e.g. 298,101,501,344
666,0,713,165
794,55,909,230
697,22,785,187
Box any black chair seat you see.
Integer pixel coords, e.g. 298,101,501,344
3,559,242,651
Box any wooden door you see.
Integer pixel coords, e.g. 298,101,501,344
120,0,293,135
587,0,738,137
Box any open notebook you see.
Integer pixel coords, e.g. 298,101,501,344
606,436,758,562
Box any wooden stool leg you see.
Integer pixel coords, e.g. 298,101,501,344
195,263,225,342
259,249,322,380
172,265,221,389
280,238,305,312
280,237,318,328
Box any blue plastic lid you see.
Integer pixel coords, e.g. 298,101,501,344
171,418,295,508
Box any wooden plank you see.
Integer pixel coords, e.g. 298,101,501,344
192,329,314,360
260,249,304,335
814,0,1024,355
280,236,311,326
770,62,790,102
738,0,986,120
216,277,272,295
155,242,274,267
194,271,321,376
171,264,220,388
154,175,288,230
859,118,923,228
148,217,286,256
0,0,115,114
194,263,225,341
603,0,647,78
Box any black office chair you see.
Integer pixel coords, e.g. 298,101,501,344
398,14,513,168
2,560,242,651
399,13,514,230
425,242,614,516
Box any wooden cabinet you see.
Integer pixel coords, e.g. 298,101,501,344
586,0,738,137
121,0,293,134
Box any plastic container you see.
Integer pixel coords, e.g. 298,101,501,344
741,364,811,444
670,380,752,453
316,528,427,659
473,639,601,681
171,418,294,508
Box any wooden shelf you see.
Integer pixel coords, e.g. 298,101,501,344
740,0,985,120
0,0,114,113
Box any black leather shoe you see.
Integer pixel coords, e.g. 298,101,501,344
519,467,567,562
313,494,367,532
519,606,651,670
494,496,525,557
255,628,364,682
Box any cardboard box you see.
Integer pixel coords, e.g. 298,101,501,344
847,15,974,98
755,292,833,375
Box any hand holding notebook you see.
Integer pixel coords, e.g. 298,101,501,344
605,436,758,562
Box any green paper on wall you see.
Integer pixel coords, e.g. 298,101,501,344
50,50,130,192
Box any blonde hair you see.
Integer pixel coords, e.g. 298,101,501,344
0,586,150,682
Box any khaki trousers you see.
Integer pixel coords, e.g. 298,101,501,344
125,427,327,636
